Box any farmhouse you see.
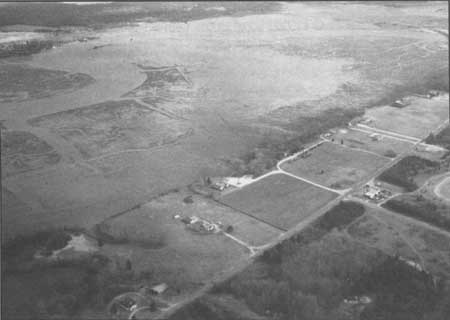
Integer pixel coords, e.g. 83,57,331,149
208,177,229,190
184,216,217,233
150,283,168,295
224,175,254,188
363,185,381,200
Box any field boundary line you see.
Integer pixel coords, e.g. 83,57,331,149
222,232,256,255
214,199,287,232
277,170,346,195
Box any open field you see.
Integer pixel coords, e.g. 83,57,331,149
95,195,249,301
281,142,389,189
363,94,449,139
219,173,338,230
0,63,94,103
328,127,413,157
1,130,61,177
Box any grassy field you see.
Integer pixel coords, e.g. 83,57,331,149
219,173,338,230
0,64,94,103
281,142,389,189
364,94,449,139
328,127,413,157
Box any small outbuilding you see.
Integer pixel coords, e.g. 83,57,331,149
150,283,168,295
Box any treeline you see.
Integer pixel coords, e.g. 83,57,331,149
383,195,450,231
0,39,56,58
352,256,441,320
378,156,440,191
2,227,158,319
0,2,281,28
315,201,365,232
2,227,83,262
93,222,166,249
425,125,450,150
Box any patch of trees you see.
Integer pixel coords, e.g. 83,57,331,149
378,156,440,191
425,125,450,150
93,222,166,249
1,227,83,261
383,149,397,158
213,231,385,319
352,256,440,320
314,201,365,232
383,195,450,231
2,227,160,319
0,39,56,58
